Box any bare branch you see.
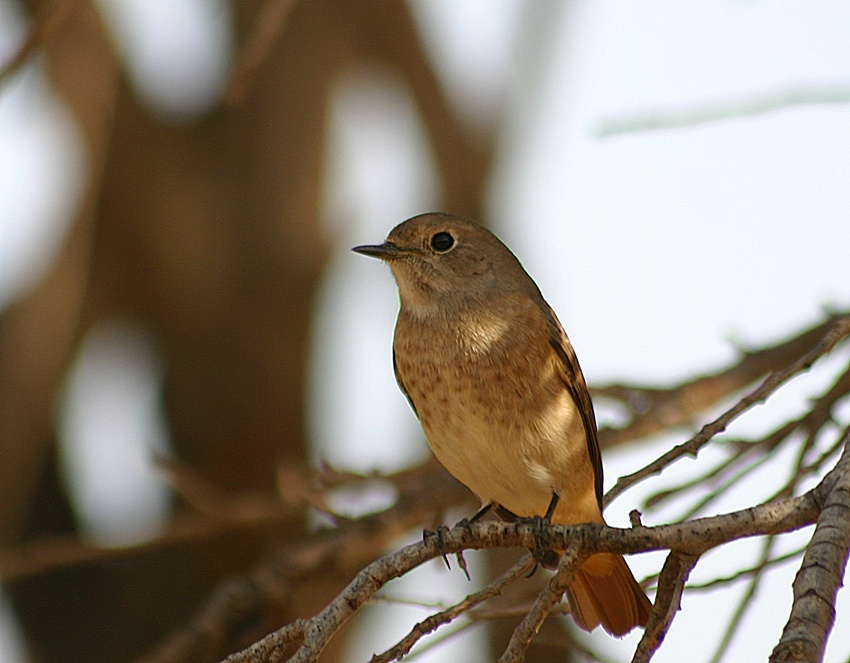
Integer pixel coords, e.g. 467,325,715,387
225,0,297,104
14,313,842,663
499,539,585,663
707,535,777,663
605,315,850,507
222,486,820,662
138,470,470,663
1,460,468,584
686,544,806,591
595,84,850,138
226,535,441,663
632,551,699,663
770,430,850,663
596,311,850,448
370,555,536,663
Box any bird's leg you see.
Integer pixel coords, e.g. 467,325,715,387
455,503,492,529
533,493,560,565
543,492,560,522
518,493,561,573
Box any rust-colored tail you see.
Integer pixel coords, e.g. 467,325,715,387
565,552,652,636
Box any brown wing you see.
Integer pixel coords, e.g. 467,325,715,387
541,303,604,509
393,348,419,419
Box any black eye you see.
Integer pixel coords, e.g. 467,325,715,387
430,231,455,252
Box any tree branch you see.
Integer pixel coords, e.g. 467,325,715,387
596,310,850,449
605,314,850,507
370,555,535,663
6,313,842,662
222,485,821,662
594,84,850,138
137,469,471,663
632,551,699,663
225,0,297,104
498,538,585,663
770,429,850,663
0,0,80,88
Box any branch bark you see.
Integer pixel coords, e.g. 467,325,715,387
632,551,699,663
222,485,821,663
498,539,585,663
370,555,536,663
770,430,850,663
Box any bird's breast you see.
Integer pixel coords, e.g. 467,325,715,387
392,301,598,522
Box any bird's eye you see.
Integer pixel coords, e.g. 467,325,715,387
430,231,455,252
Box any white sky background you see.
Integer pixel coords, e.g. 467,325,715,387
2,1,850,662
319,2,850,662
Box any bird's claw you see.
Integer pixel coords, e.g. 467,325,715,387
423,525,452,570
455,549,470,581
516,514,560,573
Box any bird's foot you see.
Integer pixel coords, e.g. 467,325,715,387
423,525,473,580
423,525,452,571
516,514,560,575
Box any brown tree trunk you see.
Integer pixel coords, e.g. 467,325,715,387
1,1,493,660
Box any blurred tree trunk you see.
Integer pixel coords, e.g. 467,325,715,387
0,1,493,661
4,1,333,660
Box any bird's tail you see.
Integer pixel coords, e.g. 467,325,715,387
565,552,652,636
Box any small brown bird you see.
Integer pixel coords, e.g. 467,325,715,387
353,212,651,636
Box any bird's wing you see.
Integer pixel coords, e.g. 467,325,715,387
393,348,419,419
543,304,604,509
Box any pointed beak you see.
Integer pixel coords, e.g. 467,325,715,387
351,241,406,260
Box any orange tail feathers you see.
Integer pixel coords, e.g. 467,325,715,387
565,552,652,637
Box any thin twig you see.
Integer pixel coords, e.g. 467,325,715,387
643,437,759,507
632,551,699,663
141,316,850,663
498,538,585,663
139,470,470,663
605,315,850,507
687,544,806,591
222,489,820,663
595,84,850,138
596,312,850,448
672,446,777,523
657,368,850,522
707,535,777,663
388,619,476,661
369,555,535,663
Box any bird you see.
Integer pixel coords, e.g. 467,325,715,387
353,212,652,636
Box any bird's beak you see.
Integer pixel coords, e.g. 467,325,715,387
351,241,406,260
